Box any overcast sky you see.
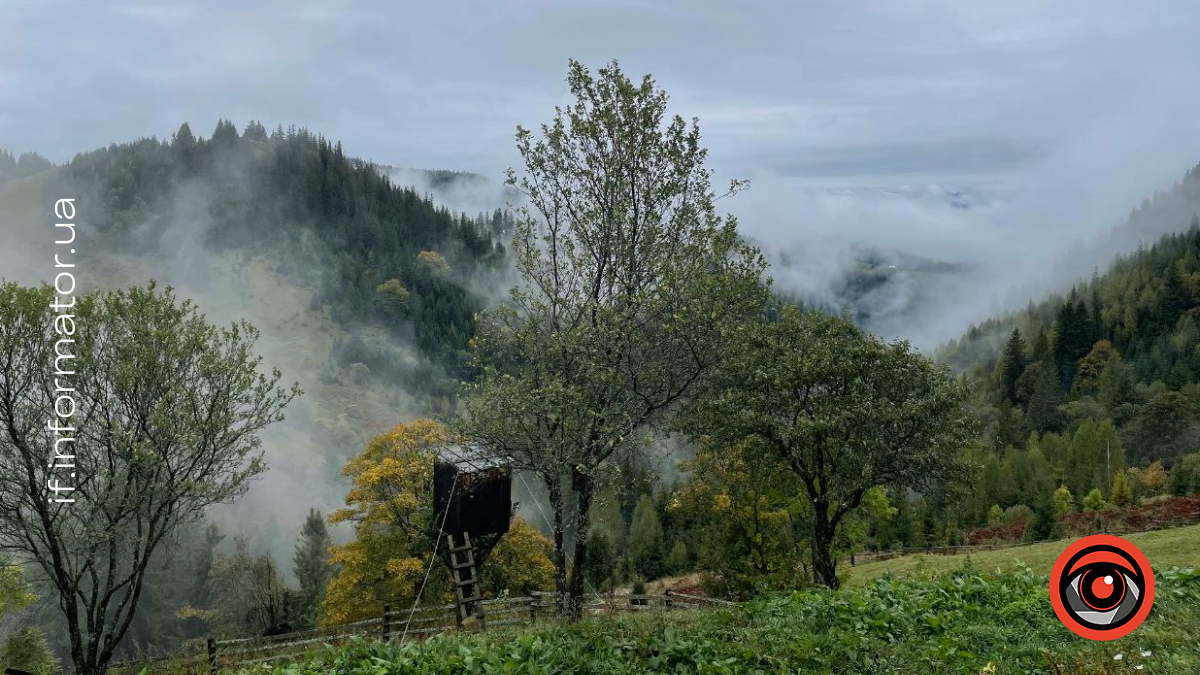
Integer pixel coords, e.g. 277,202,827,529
5,0,1200,291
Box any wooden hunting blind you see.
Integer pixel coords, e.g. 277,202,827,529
432,443,513,545
433,443,513,629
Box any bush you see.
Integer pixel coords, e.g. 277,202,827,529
0,627,58,675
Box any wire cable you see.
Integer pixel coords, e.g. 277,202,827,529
403,470,458,638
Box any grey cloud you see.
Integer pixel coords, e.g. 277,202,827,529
3,0,1200,346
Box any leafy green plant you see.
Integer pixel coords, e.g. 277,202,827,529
225,565,1200,675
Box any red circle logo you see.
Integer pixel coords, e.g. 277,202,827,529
1049,534,1154,640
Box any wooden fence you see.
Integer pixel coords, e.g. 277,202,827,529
109,591,733,674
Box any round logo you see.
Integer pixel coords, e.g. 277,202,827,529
1049,534,1154,640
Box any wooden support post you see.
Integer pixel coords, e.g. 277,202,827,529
529,596,538,622
664,589,672,609
382,603,392,642
207,637,217,675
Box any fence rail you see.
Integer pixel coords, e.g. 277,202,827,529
109,590,734,674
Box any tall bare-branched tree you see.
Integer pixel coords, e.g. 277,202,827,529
459,60,767,618
0,282,297,674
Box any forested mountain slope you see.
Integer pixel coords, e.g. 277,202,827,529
1054,160,1200,283
933,216,1200,536
0,148,53,186
46,120,511,379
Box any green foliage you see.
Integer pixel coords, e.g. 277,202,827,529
986,504,1004,525
999,328,1027,404
938,219,1200,536
0,627,58,675
628,495,665,580
666,540,690,575
1111,470,1134,507
1052,485,1075,515
673,437,811,596
459,59,768,616
292,508,333,630
0,282,297,674
1083,488,1106,512
232,566,1200,674
584,531,615,591
1170,453,1200,496
687,306,972,588
1025,363,1065,433
204,537,289,637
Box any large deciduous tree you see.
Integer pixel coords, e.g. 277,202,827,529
687,307,972,589
458,59,767,618
0,282,297,674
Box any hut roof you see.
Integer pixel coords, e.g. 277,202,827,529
437,443,508,473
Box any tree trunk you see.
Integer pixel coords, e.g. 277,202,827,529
811,500,840,590
567,467,595,621
547,480,568,618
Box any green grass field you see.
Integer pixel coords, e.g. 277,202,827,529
846,523,1200,586
235,564,1200,675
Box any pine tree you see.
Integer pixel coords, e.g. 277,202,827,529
628,495,664,580
292,508,333,629
1031,328,1052,364
1053,290,1093,390
584,531,614,591
1026,365,1064,433
999,328,1027,404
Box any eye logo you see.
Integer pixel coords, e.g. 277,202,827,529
1049,534,1154,640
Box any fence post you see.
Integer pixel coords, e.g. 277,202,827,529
664,589,672,610
529,596,538,622
382,603,392,642
207,637,217,675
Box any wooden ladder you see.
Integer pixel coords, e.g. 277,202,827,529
448,532,486,630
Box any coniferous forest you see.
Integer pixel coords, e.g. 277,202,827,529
50,120,511,380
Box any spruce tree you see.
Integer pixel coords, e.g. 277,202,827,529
628,495,665,580
292,508,333,628
1026,365,1064,434
999,328,1027,404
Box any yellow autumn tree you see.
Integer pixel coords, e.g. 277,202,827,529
416,250,451,277
321,419,449,625
320,420,557,625
482,518,555,596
